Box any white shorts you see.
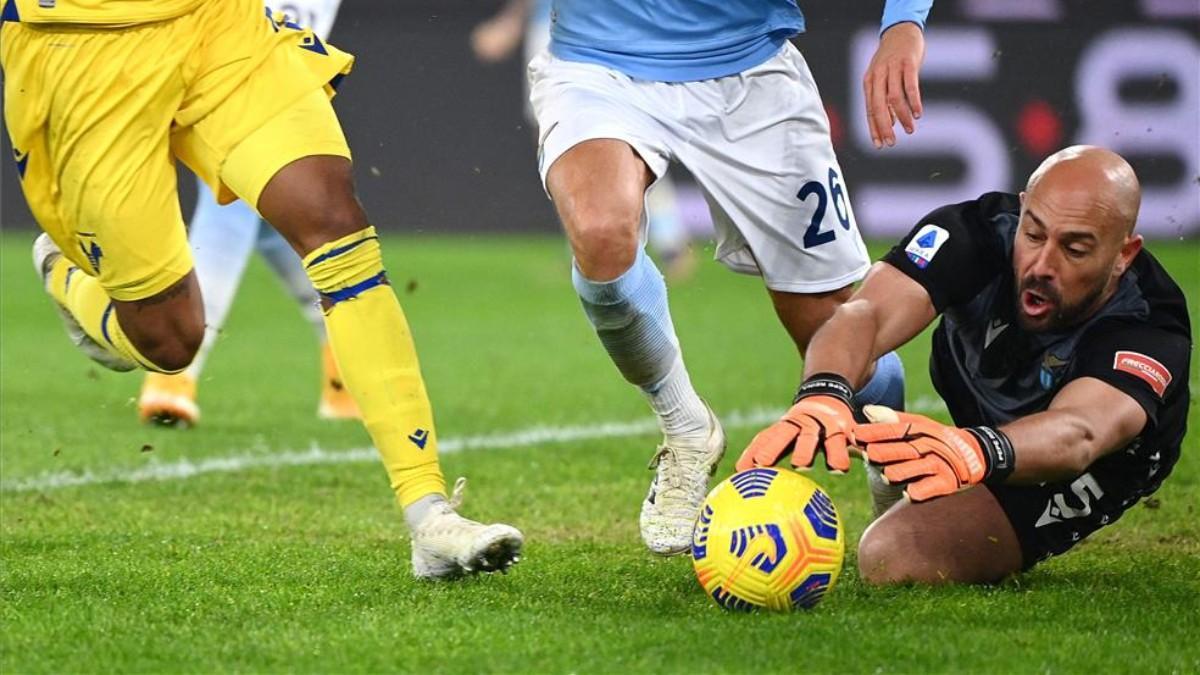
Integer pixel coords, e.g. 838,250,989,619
528,43,869,293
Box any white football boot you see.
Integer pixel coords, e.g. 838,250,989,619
32,233,136,372
410,478,524,579
640,402,726,555
866,463,905,519
861,405,906,518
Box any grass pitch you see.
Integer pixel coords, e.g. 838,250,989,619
1,233,1197,673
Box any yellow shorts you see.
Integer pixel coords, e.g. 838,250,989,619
1,0,353,301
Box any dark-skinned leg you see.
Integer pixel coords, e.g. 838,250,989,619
247,153,453,513
857,486,1024,585
111,272,206,372
213,83,521,576
255,155,367,261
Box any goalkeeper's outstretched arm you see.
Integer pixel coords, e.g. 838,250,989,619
998,379,1146,483
801,261,938,389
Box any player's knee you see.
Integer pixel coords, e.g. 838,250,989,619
289,197,369,256
258,157,370,256
133,322,204,373
857,518,929,586
566,205,641,280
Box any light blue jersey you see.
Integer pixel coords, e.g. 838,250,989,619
549,0,932,82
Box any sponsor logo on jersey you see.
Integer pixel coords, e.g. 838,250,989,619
1113,350,1172,398
904,224,949,269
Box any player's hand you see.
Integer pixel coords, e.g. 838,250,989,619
863,21,925,149
736,375,857,474
854,405,1015,501
470,14,523,63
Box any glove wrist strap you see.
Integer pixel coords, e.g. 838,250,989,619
794,373,854,407
967,426,1016,485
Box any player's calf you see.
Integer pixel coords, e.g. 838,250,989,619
112,277,206,373
33,233,204,374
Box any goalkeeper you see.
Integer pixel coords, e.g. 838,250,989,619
738,146,1191,584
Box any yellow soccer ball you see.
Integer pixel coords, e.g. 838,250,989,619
692,467,845,611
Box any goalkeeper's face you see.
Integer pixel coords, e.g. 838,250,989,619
1012,191,1137,333
1012,146,1144,333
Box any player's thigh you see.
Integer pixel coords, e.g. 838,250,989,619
857,487,1023,585
170,0,353,231
546,139,657,277
675,44,869,295
767,286,854,355
3,21,194,303
988,470,1151,571
530,52,670,276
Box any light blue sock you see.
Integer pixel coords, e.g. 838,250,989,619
854,351,905,411
256,226,325,340
858,351,907,515
572,249,708,438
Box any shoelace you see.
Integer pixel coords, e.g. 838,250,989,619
647,444,708,497
449,476,467,510
413,477,471,538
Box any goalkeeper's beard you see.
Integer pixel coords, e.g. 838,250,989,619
1016,274,1108,332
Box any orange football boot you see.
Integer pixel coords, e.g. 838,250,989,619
138,372,199,428
318,342,361,420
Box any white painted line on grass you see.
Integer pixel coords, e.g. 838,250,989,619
0,397,947,494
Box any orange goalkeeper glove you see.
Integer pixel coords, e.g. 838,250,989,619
853,405,1015,501
736,374,857,473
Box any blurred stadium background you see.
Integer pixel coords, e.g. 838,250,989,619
2,1,1197,240
1,3,1198,672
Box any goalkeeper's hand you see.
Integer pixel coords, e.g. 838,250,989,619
853,405,1015,502
735,374,858,473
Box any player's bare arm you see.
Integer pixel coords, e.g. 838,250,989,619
801,262,936,387
471,0,532,63
998,377,1147,483
854,378,1147,502
735,262,935,474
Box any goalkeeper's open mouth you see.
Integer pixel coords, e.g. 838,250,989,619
1020,287,1056,320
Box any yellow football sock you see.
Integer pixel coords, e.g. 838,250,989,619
303,227,447,506
45,258,172,373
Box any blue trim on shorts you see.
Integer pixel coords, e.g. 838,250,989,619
100,302,117,346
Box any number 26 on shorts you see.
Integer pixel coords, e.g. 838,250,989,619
798,168,852,249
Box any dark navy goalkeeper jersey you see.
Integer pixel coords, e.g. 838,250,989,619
882,192,1192,498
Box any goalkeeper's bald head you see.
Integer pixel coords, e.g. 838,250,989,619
1025,145,1141,238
